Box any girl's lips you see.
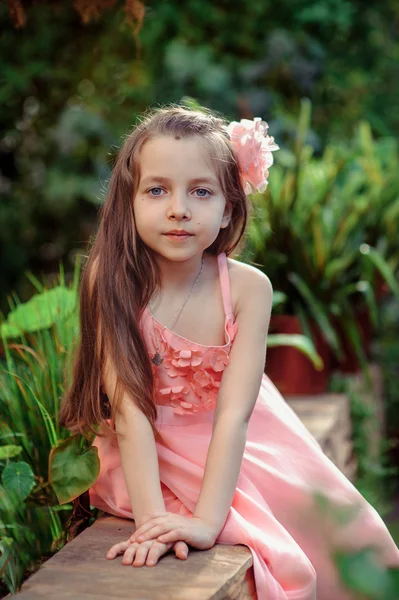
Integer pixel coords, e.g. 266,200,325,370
164,233,193,241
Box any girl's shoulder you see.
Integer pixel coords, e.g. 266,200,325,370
226,256,273,320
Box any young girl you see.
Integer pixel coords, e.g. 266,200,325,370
60,105,399,600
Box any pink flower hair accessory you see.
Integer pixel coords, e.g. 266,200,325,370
226,117,279,195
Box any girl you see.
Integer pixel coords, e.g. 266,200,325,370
60,105,399,600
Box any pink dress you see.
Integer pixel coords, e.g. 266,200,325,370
90,252,399,600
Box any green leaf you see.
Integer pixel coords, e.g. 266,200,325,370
272,290,287,309
295,97,312,158
267,334,323,370
0,445,23,460
361,245,399,302
288,272,343,358
311,208,327,271
385,568,399,600
324,253,357,282
49,436,100,505
335,548,392,597
0,537,13,579
0,534,18,595
0,286,77,338
339,301,368,372
1,461,35,501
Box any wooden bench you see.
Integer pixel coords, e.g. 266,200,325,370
10,387,360,599
11,516,256,600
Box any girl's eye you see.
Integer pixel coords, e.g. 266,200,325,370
148,187,164,197
194,188,212,198
147,187,212,198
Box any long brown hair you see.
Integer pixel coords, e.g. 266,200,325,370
59,104,251,442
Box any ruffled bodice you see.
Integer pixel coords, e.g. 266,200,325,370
140,253,238,416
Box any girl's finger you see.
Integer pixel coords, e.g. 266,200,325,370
133,543,150,567
130,517,166,542
106,540,131,559
157,529,183,544
121,543,138,566
145,543,166,567
135,525,169,543
173,541,189,561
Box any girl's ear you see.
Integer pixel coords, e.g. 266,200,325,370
220,201,233,229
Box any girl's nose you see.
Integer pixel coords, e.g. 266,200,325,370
167,191,191,220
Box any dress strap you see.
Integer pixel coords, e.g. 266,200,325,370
217,252,234,318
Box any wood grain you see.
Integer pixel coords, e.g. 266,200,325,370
11,516,256,599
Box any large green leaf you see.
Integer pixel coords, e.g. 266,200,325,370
267,334,323,370
0,445,23,460
1,461,35,501
49,436,100,505
0,286,77,338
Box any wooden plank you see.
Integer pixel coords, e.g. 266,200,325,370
10,516,255,600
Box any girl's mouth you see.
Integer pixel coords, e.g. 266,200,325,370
164,233,193,241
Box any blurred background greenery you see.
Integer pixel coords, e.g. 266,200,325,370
1,0,399,597
1,0,399,312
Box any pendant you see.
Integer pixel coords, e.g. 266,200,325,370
151,352,164,366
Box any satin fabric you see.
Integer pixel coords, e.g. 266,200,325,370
90,253,399,599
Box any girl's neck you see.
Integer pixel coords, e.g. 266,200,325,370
155,252,206,292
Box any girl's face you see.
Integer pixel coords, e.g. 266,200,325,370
133,135,232,261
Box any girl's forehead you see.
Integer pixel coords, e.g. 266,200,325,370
139,135,218,179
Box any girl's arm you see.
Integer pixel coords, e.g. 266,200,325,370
193,265,273,536
103,355,190,566
102,356,167,528
88,259,165,528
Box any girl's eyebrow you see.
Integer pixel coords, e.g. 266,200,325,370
140,175,219,186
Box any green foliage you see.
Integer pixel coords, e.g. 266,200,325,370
267,333,323,369
0,255,100,594
49,436,100,505
2,0,399,313
0,286,76,337
335,549,399,600
374,299,399,439
2,462,35,502
329,373,396,517
244,100,399,372
0,445,23,460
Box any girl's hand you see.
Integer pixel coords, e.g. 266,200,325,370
129,512,218,550
106,537,189,567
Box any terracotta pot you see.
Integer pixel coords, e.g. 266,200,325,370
265,315,333,395
331,306,373,374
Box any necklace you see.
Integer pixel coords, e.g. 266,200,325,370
148,256,204,366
